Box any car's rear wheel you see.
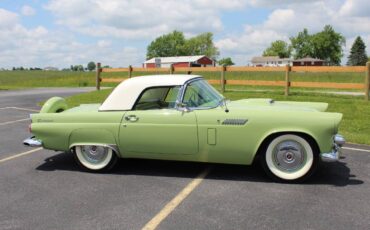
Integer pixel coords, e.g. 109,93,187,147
74,145,118,172
260,134,318,182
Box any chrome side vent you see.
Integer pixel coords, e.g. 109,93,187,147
222,119,248,126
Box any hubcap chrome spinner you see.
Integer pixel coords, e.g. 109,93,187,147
81,145,108,164
273,141,305,172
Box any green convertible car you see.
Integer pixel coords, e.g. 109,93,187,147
24,75,345,182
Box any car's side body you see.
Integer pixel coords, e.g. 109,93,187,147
25,75,345,181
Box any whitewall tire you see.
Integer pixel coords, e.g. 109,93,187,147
261,134,318,182
74,145,118,171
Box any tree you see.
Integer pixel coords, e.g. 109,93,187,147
87,61,96,71
146,31,187,59
290,25,345,65
146,31,219,59
218,57,234,66
311,25,345,65
71,65,84,71
263,40,291,58
184,32,219,59
347,36,368,66
290,28,314,59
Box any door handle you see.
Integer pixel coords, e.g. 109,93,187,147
125,115,139,122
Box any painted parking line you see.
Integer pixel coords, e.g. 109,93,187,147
0,118,30,126
0,107,39,112
343,147,370,153
142,167,212,230
0,147,43,164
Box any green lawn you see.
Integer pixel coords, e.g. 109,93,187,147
64,88,370,145
0,71,95,89
0,70,366,92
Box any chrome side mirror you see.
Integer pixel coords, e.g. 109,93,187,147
176,101,192,113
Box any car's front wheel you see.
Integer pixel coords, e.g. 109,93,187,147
74,145,118,172
260,134,318,182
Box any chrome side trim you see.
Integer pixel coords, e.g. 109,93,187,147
222,119,248,125
23,136,43,147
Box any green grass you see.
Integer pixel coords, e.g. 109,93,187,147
64,88,370,145
0,70,366,92
0,71,96,89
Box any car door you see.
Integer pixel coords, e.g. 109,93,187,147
119,86,198,155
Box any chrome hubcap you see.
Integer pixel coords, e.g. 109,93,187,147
80,145,108,164
273,141,306,172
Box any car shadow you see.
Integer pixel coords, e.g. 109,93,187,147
36,152,363,186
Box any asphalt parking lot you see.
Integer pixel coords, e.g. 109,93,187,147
0,88,370,230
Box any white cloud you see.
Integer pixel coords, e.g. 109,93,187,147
2,1,370,68
97,40,111,48
339,0,370,17
0,7,143,68
43,0,244,39
215,0,370,65
0,8,18,28
21,5,36,16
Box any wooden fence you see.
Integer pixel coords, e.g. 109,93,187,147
95,62,370,101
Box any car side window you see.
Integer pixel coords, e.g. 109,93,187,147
183,80,221,108
134,86,180,110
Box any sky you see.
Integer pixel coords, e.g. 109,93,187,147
0,0,370,69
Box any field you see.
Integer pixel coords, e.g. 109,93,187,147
0,70,366,92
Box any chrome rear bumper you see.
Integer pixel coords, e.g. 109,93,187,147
320,134,345,162
23,136,42,147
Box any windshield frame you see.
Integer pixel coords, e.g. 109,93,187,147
176,77,224,110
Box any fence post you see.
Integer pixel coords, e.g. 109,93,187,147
128,65,133,78
366,62,370,101
96,62,101,90
285,65,291,96
170,64,174,74
221,66,226,93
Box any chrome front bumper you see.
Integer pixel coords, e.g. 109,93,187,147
23,136,42,147
320,134,345,162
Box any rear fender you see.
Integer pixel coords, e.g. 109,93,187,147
40,97,68,113
68,129,121,156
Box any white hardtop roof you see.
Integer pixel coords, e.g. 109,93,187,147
99,75,200,111
144,55,206,64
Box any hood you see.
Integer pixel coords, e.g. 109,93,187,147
229,98,328,112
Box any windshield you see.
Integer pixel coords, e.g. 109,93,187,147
182,79,223,108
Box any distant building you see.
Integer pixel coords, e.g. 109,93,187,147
292,57,326,66
251,56,292,67
44,66,59,71
143,55,215,68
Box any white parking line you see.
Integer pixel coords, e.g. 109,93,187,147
142,167,212,230
343,147,370,153
0,148,43,164
0,107,39,112
0,118,30,126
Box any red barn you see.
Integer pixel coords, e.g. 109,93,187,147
292,57,326,66
143,55,215,68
